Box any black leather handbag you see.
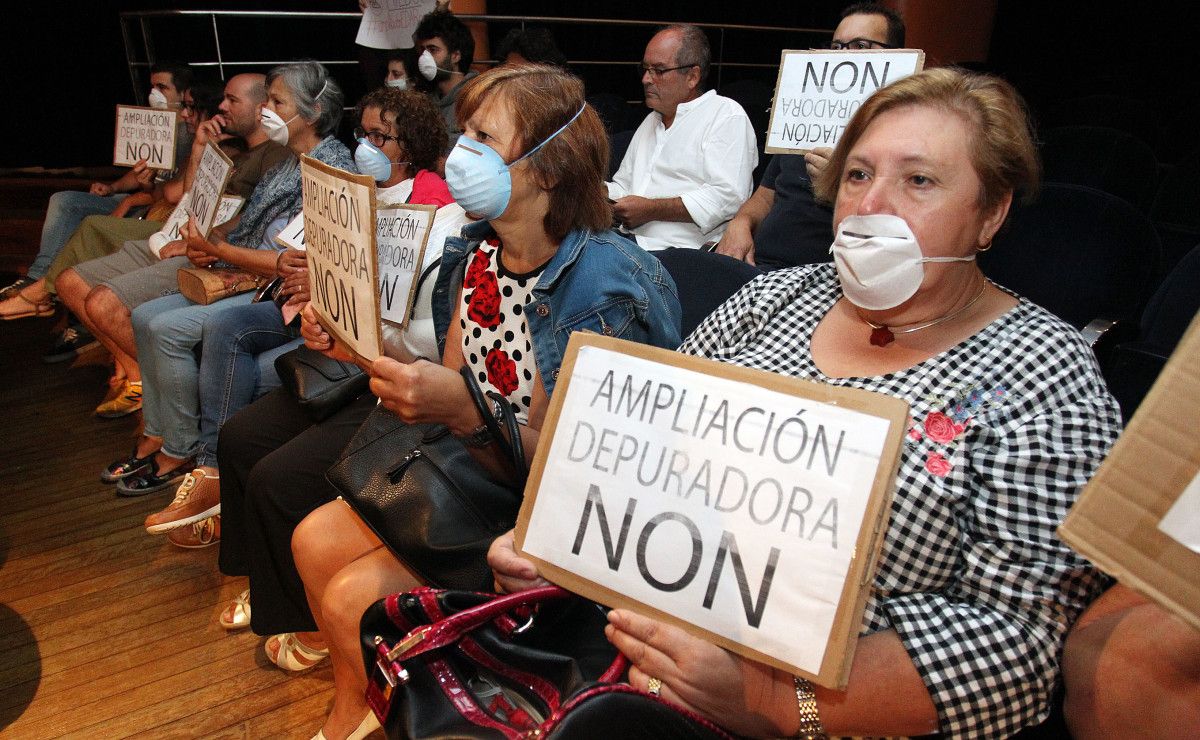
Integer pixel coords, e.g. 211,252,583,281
360,585,736,740
275,345,370,422
325,367,528,591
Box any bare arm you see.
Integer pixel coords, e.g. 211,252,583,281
1063,584,1200,739
611,195,693,229
715,184,776,264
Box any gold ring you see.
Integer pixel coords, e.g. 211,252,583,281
646,676,662,697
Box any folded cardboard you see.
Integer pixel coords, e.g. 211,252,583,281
1059,311,1200,630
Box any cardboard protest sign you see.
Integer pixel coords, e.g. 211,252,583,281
113,104,178,170
214,195,244,228
516,334,907,688
376,204,435,328
149,193,242,257
187,142,236,239
1059,312,1200,631
765,49,924,154
275,212,306,251
301,155,382,361
355,0,436,49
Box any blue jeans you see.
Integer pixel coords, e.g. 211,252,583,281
133,292,255,462
196,300,301,467
29,190,126,278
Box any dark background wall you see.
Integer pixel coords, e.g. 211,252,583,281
3,0,1194,169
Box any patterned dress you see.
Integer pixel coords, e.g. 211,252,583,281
679,263,1121,737
459,238,543,423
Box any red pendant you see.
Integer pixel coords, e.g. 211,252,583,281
869,326,895,347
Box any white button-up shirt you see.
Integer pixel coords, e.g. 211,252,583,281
607,89,758,250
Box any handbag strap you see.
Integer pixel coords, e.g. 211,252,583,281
488,389,527,477
389,585,573,661
459,365,527,483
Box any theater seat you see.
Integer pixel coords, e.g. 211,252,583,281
981,183,1162,335
650,247,763,338
1039,126,1159,212
608,129,635,180
1150,147,1200,271
1102,242,1200,421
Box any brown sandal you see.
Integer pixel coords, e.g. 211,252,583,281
0,292,55,320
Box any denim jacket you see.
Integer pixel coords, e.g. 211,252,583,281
433,221,682,396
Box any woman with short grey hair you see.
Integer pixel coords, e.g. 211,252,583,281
267,60,345,138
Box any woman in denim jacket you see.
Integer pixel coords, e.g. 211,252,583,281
290,64,681,740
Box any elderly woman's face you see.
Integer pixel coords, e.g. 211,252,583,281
461,94,541,206
834,104,1004,264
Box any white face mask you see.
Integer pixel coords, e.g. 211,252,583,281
148,87,169,109
417,49,449,81
385,78,408,90
261,107,298,145
830,214,976,310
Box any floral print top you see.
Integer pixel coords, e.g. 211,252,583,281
459,238,543,423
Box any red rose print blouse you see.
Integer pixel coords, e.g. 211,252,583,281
459,239,543,422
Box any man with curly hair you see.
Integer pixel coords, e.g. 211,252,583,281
413,9,477,146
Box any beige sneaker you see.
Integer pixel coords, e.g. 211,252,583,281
167,515,221,549
145,469,222,533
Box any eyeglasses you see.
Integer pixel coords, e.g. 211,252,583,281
180,101,196,112
639,63,697,79
829,37,895,51
354,127,400,148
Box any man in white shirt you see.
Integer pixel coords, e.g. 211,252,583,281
607,25,758,251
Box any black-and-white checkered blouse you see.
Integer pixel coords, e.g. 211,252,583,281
679,263,1121,738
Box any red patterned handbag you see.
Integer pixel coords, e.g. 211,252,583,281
360,585,736,739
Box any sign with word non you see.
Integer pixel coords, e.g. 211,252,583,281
301,155,382,361
355,0,436,49
113,105,179,170
516,334,907,688
187,141,236,239
275,211,307,251
765,49,924,154
149,193,244,257
376,204,435,328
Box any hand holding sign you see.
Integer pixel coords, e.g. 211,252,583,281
605,608,793,738
487,531,550,594
301,303,355,363
182,214,220,268
368,357,478,433
516,335,907,687
301,156,383,362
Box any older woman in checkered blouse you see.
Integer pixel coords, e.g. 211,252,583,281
490,67,1121,737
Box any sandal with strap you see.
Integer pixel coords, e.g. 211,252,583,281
219,589,252,630
265,632,329,672
0,291,55,320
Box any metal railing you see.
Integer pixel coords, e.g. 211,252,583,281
119,9,831,104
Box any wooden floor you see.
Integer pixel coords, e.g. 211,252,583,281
0,310,341,738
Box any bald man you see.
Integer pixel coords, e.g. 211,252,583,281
57,73,292,420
